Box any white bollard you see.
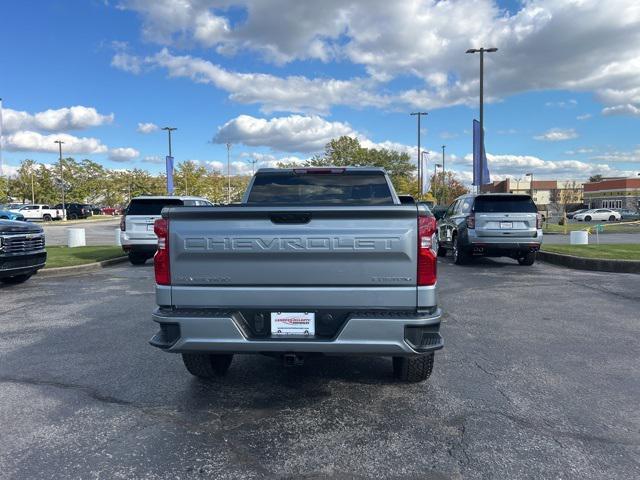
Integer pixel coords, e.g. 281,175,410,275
570,230,588,245
115,228,122,246
67,228,86,248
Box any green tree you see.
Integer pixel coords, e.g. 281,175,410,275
430,171,469,205
588,174,603,183
307,136,417,189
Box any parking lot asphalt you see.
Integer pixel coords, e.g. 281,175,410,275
42,218,121,246
1,257,639,479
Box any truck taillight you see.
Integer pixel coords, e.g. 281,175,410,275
120,215,126,231
536,213,542,229
466,213,475,229
417,215,437,286
154,218,170,285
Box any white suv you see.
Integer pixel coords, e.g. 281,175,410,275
120,196,213,265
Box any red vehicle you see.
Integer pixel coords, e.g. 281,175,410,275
101,206,123,216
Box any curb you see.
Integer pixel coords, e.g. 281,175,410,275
538,251,640,274
38,256,129,277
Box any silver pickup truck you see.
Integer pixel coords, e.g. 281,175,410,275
150,167,443,382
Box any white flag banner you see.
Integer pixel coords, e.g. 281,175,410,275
421,155,430,194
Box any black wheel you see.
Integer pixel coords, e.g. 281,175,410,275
608,215,615,222
1,274,33,284
437,244,447,257
43,214,52,222
584,215,592,222
69,213,78,220
393,353,434,382
517,252,536,266
182,353,233,379
128,253,147,265
452,235,467,265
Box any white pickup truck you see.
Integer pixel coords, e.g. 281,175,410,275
11,204,63,222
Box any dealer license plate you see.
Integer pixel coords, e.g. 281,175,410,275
500,222,513,229
271,312,315,336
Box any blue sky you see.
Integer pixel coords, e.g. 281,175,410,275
1,0,639,182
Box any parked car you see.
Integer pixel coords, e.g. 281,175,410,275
437,193,542,266
80,204,94,216
88,205,102,215
11,204,63,222
0,209,26,222
615,209,640,221
573,209,621,222
0,219,47,284
54,203,91,220
121,195,213,265
101,206,123,216
149,167,443,382
566,208,588,219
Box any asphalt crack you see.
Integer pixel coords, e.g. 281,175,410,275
0,376,132,407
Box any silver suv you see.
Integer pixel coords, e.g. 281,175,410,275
437,193,542,265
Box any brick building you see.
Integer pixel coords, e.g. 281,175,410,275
583,176,640,210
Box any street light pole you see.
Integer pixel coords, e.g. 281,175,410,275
31,169,35,204
226,143,232,204
466,47,497,194
54,140,66,220
526,172,534,200
161,127,176,157
410,112,428,189
246,158,258,176
162,127,177,196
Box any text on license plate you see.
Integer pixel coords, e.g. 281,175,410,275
271,312,315,336
146,224,154,231
500,222,513,229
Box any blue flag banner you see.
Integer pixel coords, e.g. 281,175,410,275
166,156,174,195
472,119,490,186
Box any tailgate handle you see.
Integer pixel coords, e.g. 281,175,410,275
270,213,311,224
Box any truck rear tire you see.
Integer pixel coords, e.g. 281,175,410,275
517,252,536,266
43,214,52,222
182,353,233,379
393,353,434,382
128,253,147,265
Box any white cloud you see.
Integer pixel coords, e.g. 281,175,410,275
120,48,388,114
214,114,356,152
109,147,140,162
601,104,640,117
2,131,108,154
141,155,164,164
116,0,640,115
565,148,595,155
590,149,640,163
137,122,159,133
534,128,579,142
545,99,577,108
2,106,114,134
576,113,593,120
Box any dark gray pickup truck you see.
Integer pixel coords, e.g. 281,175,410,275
0,219,46,284
150,167,443,382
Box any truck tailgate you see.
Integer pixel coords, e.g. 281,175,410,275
164,205,420,309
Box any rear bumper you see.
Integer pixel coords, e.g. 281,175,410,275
464,229,542,255
150,307,443,356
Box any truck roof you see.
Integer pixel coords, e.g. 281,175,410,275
254,167,388,174
130,195,209,201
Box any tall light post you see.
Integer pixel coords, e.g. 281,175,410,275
162,127,177,195
54,140,66,220
246,158,258,176
410,112,428,189
466,47,497,193
226,142,232,204
30,167,35,204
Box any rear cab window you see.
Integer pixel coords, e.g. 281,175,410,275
246,170,396,205
126,199,184,215
474,195,537,213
